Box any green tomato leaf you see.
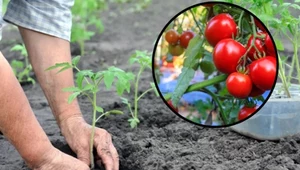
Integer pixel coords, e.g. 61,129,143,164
82,84,94,91
95,106,104,113
120,97,129,104
72,56,81,67
68,92,80,104
171,36,205,107
45,62,71,71
57,65,73,73
103,71,114,89
108,110,123,115
274,39,284,51
128,118,140,128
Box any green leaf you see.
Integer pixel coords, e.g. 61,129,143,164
57,65,73,73
11,60,24,69
150,82,159,97
10,44,24,51
45,62,71,71
68,92,80,104
120,97,129,104
63,86,81,92
95,106,104,113
171,36,205,107
72,56,81,66
274,39,284,51
103,71,114,89
128,118,140,128
82,84,94,91
108,110,123,115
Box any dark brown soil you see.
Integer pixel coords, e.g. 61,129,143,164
1,1,300,170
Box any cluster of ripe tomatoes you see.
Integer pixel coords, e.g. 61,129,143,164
205,13,276,100
165,29,195,56
205,13,277,120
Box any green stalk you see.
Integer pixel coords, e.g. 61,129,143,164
278,54,291,98
164,74,228,100
137,88,153,101
90,92,97,169
202,88,228,124
134,67,144,119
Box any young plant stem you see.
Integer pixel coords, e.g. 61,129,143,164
164,74,228,101
134,66,144,119
278,54,291,98
137,87,153,101
90,92,97,169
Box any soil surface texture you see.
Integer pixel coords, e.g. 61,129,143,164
1,1,300,170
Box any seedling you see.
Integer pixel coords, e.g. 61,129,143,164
46,56,134,169
71,0,106,56
120,50,159,128
10,44,35,84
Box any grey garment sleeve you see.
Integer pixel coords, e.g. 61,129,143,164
3,0,74,41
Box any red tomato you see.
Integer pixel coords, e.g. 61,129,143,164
249,84,265,97
167,100,178,112
213,39,246,74
165,29,179,45
246,33,266,61
265,34,276,57
179,30,195,48
205,13,237,47
249,56,277,90
238,106,257,121
169,44,184,56
226,72,252,99
254,19,266,32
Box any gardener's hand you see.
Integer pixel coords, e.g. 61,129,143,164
32,147,89,170
60,116,119,170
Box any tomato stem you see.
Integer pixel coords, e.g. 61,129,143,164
202,87,228,124
190,9,204,35
164,74,228,100
237,11,244,38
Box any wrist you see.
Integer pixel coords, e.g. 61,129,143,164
59,115,86,137
24,139,54,169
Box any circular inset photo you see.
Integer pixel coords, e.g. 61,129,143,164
152,2,278,127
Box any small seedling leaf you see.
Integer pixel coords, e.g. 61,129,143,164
95,106,104,113
57,65,73,73
68,92,80,104
128,118,140,128
108,110,124,115
63,86,81,92
11,60,24,69
82,84,94,91
120,97,129,104
45,62,71,71
72,56,81,67
10,44,24,51
103,71,114,89
150,82,160,97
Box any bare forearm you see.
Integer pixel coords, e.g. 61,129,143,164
0,53,52,167
18,27,82,127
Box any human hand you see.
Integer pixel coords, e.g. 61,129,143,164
31,147,89,170
60,116,119,170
